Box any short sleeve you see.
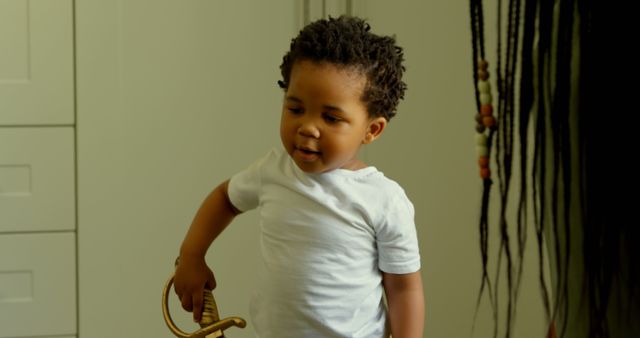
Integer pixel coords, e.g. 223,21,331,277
227,151,273,212
376,193,421,274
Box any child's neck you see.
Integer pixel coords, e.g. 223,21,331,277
340,159,368,171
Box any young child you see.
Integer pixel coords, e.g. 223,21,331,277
174,16,424,338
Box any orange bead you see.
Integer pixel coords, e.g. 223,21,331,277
478,59,489,70
483,116,496,127
478,69,489,80
478,156,489,168
480,104,493,116
480,167,491,179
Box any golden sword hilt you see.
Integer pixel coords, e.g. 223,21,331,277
162,273,246,337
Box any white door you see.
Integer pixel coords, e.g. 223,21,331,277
76,1,300,337
1,1,77,337
0,0,74,125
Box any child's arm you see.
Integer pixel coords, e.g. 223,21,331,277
174,179,241,322
383,271,425,338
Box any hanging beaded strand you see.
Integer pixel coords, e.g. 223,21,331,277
476,59,496,179
471,0,498,180
471,0,498,329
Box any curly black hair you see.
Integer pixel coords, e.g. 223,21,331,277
278,16,407,121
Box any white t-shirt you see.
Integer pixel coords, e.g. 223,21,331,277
228,147,420,338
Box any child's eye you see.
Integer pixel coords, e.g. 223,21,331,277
323,113,341,123
288,108,303,115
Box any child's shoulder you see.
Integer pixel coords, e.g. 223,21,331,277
345,167,411,205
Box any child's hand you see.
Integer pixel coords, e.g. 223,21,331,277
173,254,217,323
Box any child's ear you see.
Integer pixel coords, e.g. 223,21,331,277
363,117,387,144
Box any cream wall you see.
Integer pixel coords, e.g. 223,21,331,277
75,1,548,338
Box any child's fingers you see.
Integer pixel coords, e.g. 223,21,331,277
192,292,203,323
206,275,217,290
180,293,193,312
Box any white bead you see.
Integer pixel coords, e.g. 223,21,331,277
476,133,488,146
480,93,492,105
476,145,488,157
478,80,491,94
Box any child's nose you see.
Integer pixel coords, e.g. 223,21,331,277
297,119,321,138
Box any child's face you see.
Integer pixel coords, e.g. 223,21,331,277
280,60,386,173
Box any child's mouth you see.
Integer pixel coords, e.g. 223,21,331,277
295,147,321,161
